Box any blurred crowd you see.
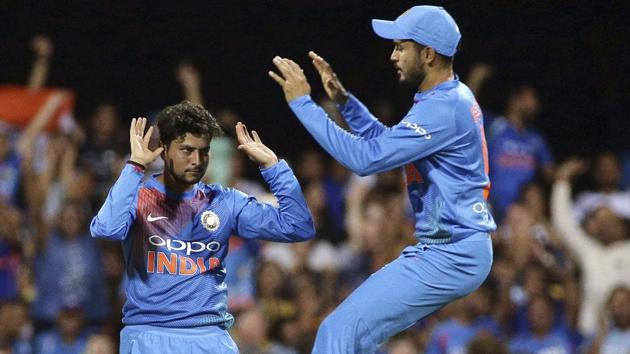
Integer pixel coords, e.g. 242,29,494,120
1,36,629,354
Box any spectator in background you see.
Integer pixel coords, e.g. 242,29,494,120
0,92,67,305
487,84,555,221
552,159,630,336
467,335,508,354
340,184,413,293
295,150,347,243
232,306,297,354
510,265,577,339
31,200,108,328
320,159,350,242
573,151,630,222
228,152,265,197
255,261,297,341
224,235,260,313
1,90,65,212
0,127,22,207
425,289,500,354
0,201,25,301
0,301,33,354
589,286,630,354
509,296,572,354
33,306,91,354
79,103,126,206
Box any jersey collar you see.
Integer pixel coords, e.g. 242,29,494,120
414,74,459,103
147,173,201,199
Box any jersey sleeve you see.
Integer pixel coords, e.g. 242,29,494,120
90,163,142,241
232,160,315,242
337,93,387,138
289,95,457,176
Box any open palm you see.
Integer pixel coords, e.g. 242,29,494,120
129,117,163,167
235,122,278,169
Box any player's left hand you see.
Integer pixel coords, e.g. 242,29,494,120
269,56,311,102
235,122,278,169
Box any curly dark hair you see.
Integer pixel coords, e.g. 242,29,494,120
156,101,223,146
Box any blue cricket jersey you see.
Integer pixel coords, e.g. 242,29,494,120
90,160,314,328
289,78,496,244
487,117,554,220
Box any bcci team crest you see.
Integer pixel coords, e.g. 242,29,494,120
201,210,220,232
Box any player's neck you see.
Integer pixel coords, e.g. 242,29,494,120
418,67,454,92
158,173,195,194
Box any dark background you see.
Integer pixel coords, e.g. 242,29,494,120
1,0,629,159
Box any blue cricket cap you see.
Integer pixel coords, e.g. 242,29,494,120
372,6,461,57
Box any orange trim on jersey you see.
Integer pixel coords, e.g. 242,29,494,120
480,125,491,200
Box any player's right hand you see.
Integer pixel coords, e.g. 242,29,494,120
235,122,278,169
129,117,164,167
309,51,349,105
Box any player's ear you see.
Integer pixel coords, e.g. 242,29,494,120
160,142,167,158
425,47,438,65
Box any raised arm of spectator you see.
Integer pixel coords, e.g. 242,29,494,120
16,91,65,160
551,159,599,262
27,35,53,90
465,63,494,97
27,137,69,252
18,92,65,238
176,61,203,106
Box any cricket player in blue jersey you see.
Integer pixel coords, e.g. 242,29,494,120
90,102,315,353
269,6,495,353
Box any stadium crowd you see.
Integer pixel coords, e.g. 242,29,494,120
0,35,629,354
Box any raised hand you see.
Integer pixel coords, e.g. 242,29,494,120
129,117,164,167
309,51,348,104
31,35,53,59
555,158,587,181
268,56,311,102
235,122,278,169
176,61,203,105
176,62,201,89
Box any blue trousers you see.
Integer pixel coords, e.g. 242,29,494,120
120,325,238,354
312,232,493,354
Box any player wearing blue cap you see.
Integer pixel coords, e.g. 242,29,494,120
90,102,315,353
269,5,495,353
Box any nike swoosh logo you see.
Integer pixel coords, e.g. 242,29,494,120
147,213,168,222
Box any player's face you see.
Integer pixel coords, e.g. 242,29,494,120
163,133,210,186
390,40,426,86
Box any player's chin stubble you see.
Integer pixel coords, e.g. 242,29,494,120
400,69,425,88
